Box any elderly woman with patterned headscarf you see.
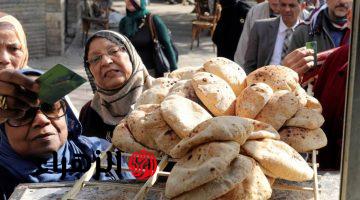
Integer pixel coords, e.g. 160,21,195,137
0,12,40,123
79,30,153,139
118,0,178,77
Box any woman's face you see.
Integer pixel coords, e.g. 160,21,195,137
5,101,68,158
125,0,137,12
0,27,25,70
87,37,133,90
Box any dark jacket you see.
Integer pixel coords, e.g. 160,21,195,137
243,17,280,73
313,44,349,170
119,14,178,77
287,9,349,54
212,0,250,60
79,101,116,140
0,166,18,200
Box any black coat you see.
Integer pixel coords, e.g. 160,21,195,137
0,165,19,200
212,0,250,60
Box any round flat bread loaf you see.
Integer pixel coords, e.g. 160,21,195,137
154,130,181,155
167,79,200,103
173,155,254,200
294,85,307,107
215,184,245,200
165,141,240,198
160,95,212,138
151,77,178,88
170,116,254,158
285,108,325,129
242,139,313,181
127,104,171,150
169,66,205,80
236,83,273,119
305,95,323,113
246,118,280,140
260,165,278,178
240,163,272,200
246,65,299,92
192,72,236,116
134,87,170,108
203,57,247,96
279,127,327,153
255,90,300,130
112,120,159,156
218,162,272,200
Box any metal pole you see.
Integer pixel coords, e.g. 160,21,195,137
340,1,360,199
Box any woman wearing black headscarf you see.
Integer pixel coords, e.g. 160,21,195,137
212,0,250,60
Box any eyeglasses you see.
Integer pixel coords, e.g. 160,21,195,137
6,100,67,127
87,45,127,66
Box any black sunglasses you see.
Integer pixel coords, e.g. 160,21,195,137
6,100,67,127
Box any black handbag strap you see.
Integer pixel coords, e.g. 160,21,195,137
147,14,159,43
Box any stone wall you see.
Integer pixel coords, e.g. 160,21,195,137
65,0,82,38
0,0,82,58
46,0,65,56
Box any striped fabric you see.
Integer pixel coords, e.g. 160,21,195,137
281,28,293,60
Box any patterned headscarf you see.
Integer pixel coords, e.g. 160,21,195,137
84,30,153,126
0,12,28,69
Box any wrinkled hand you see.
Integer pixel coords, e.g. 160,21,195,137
282,47,314,77
0,69,40,120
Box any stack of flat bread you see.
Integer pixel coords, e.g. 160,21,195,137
237,65,327,153
110,58,328,200
166,116,274,200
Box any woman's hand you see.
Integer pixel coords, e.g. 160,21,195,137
0,69,40,120
282,47,314,77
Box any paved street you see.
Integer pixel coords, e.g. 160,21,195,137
28,1,340,199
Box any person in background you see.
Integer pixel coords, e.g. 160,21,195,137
91,0,123,28
80,30,153,140
212,0,250,60
233,0,280,66
313,8,352,170
234,0,310,66
283,0,352,77
243,0,306,73
119,0,177,77
92,0,112,19
0,70,132,200
0,12,28,70
0,12,40,123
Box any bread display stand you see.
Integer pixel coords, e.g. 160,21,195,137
11,82,322,200
52,146,319,200
10,147,320,199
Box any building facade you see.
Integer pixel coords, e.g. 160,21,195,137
0,0,82,58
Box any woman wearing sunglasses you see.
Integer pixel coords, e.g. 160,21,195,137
0,70,132,200
80,30,154,139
